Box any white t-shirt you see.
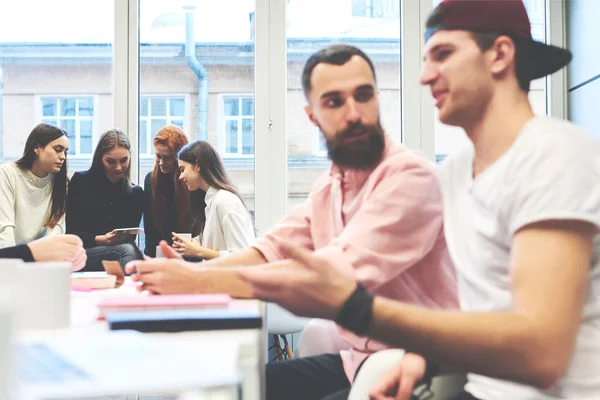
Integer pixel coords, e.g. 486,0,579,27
439,116,600,399
193,186,255,257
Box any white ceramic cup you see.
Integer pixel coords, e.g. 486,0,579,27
15,262,71,330
176,233,192,241
155,245,164,258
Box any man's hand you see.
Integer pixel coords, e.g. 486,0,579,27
28,234,87,271
369,353,427,400
236,243,357,319
126,242,197,294
96,230,128,246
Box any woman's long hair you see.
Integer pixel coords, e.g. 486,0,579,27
150,125,192,236
15,123,68,228
88,129,133,193
177,140,250,238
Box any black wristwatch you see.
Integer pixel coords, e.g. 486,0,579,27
334,283,374,336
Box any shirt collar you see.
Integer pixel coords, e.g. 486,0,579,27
204,186,218,207
328,134,393,187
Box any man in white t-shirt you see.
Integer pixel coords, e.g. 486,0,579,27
236,0,600,399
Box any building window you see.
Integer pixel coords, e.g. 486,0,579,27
352,0,400,19
140,96,186,155
223,96,254,156
40,96,95,156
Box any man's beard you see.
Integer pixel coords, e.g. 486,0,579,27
324,120,385,170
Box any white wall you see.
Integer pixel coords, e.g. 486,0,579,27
567,0,600,139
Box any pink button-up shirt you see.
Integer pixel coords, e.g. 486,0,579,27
253,136,458,381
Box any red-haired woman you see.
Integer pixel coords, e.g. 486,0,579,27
143,125,193,257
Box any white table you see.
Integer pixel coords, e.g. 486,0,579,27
20,280,266,400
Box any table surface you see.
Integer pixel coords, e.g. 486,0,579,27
17,279,266,400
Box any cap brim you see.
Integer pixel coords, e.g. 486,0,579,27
527,40,572,79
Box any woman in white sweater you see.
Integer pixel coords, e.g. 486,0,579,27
0,123,69,248
171,140,255,260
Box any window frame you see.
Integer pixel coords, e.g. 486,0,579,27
35,95,98,158
217,93,256,158
138,94,190,157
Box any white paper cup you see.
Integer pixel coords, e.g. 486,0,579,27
155,245,164,258
15,262,71,330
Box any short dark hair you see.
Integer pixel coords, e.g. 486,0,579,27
425,6,532,93
301,44,377,100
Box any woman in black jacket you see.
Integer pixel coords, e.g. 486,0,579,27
66,129,144,272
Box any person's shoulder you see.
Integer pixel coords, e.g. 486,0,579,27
513,117,600,171
377,144,440,178
0,162,19,176
213,188,243,207
143,171,152,188
130,183,144,196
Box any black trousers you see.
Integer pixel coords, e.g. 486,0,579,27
266,353,482,400
267,353,351,400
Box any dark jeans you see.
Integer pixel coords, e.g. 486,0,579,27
82,243,143,273
267,353,351,400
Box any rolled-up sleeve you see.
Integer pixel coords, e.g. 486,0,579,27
314,161,444,290
252,197,315,262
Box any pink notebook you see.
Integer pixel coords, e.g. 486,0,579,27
97,294,231,318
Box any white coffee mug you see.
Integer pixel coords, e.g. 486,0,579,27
15,262,71,330
0,296,14,400
155,245,164,258
176,233,192,241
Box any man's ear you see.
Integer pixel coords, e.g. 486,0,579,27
304,105,319,127
488,35,517,78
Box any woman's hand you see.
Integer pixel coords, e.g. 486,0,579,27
96,230,128,246
172,233,204,258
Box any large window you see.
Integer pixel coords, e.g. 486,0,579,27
222,95,254,156
139,0,256,211
433,0,548,163
352,0,400,19
286,0,402,209
0,0,114,173
139,96,186,156
40,96,95,156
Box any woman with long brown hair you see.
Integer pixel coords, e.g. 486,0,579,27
172,140,254,260
143,125,193,257
66,129,144,271
0,123,69,248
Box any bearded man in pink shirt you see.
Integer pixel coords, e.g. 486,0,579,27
127,44,458,400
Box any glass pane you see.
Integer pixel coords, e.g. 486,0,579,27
61,119,76,152
150,98,167,116
78,98,94,117
140,0,256,216
1,1,114,165
140,120,148,155
79,120,93,154
225,120,239,154
286,0,402,209
432,0,547,163
42,99,57,117
223,98,239,116
151,119,167,137
242,118,254,155
241,98,254,116
140,98,149,116
60,98,77,117
170,98,185,117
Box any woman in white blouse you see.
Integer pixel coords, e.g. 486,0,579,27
171,140,254,260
